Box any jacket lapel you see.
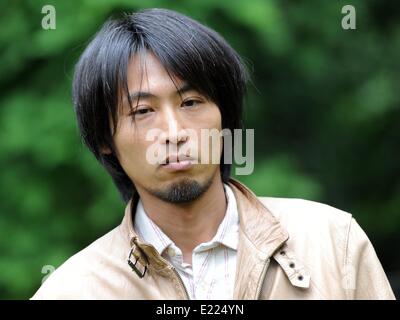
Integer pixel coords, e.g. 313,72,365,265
228,179,289,299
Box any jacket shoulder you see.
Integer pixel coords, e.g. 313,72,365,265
257,196,395,299
257,196,353,271
258,196,352,230
31,225,126,299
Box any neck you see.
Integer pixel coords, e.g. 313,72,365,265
137,174,227,264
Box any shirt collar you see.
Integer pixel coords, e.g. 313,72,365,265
202,183,239,251
133,183,239,255
133,199,174,256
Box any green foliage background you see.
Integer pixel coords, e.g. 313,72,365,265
0,0,399,299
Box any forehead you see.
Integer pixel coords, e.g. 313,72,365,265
126,51,183,94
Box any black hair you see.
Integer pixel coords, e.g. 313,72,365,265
72,8,249,202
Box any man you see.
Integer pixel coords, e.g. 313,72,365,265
32,8,394,300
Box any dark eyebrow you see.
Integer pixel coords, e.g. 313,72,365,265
127,82,195,103
127,91,156,103
176,83,194,96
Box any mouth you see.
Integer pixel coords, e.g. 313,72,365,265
160,154,195,172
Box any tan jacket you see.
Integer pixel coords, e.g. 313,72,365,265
31,179,395,299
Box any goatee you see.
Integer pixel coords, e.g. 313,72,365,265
150,177,213,204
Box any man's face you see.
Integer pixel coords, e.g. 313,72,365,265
112,52,223,203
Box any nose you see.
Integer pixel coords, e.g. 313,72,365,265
158,107,189,146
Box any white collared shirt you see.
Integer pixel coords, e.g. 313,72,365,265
133,184,239,300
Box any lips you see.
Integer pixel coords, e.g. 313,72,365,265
160,154,195,172
161,154,194,165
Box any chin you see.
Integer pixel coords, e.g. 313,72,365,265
149,174,215,204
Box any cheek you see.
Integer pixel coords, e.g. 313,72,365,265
113,123,148,171
212,108,223,159
197,105,223,163
213,105,224,134
203,104,222,130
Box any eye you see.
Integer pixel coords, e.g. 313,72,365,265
130,107,154,117
181,99,201,108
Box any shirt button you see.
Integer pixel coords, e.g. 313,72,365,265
168,247,176,257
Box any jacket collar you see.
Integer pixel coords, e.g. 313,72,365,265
119,178,310,295
229,178,310,295
228,178,289,257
